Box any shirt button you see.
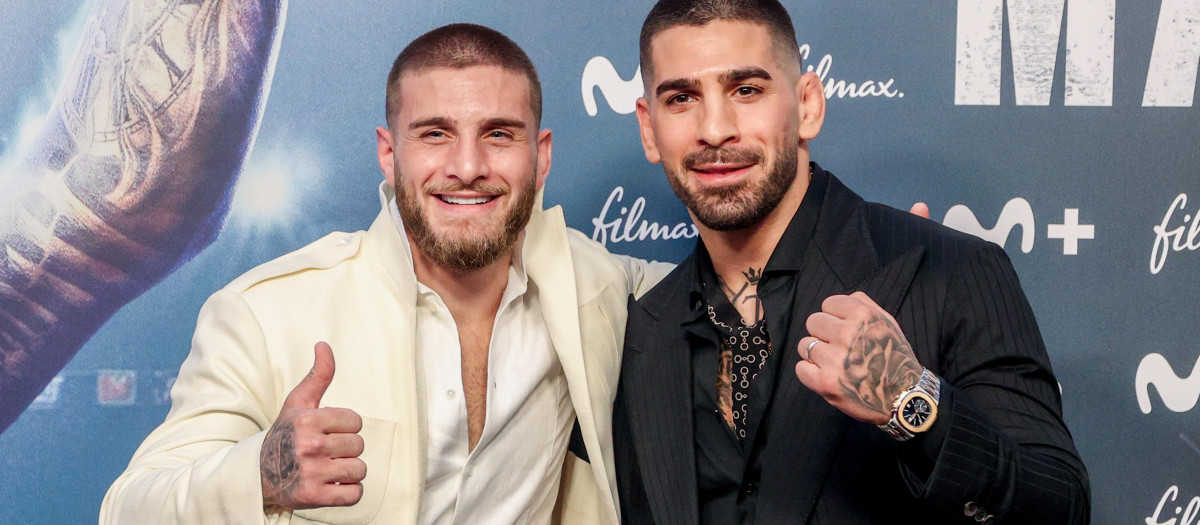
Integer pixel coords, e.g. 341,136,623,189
741,483,758,496
446,389,456,400
466,467,474,477
338,235,353,245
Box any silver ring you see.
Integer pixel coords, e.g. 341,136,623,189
805,339,820,360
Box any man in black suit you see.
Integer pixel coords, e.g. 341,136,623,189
612,1,1090,523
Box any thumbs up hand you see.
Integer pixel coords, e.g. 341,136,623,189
260,342,366,512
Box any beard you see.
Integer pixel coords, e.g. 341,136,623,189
663,141,798,232
395,170,537,272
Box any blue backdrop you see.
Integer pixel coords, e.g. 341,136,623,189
1,1,1198,523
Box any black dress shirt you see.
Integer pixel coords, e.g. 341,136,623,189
683,167,826,524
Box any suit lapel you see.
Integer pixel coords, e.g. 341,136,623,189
625,270,700,525
755,172,924,523
807,171,924,317
755,244,851,524
523,204,622,524
855,247,924,315
365,202,426,523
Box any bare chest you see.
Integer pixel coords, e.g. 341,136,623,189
458,321,492,451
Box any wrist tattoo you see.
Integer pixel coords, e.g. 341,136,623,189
261,421,300,505
839,313,922,418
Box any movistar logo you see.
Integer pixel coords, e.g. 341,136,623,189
942,198,1036,253
1137,353,1200,414
581,57,642,117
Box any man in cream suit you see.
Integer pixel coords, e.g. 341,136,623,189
102,23,667,524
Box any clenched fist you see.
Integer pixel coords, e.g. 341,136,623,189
261,342,366,512
794,292,923,425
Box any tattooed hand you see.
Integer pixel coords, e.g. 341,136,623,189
794,292,923,425
261,342,366,513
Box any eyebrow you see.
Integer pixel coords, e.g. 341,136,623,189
484,117,528,130
654,66,774,98
655,77,699,98
721,66,773,85
408,117,451,131
408,116,528,131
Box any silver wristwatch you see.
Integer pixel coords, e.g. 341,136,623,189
878,368,941,441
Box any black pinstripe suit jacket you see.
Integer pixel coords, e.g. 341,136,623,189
613,167,1090,524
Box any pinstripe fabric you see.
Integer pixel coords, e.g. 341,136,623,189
616,280,700,525
613,167,1089,524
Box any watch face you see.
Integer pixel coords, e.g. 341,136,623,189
900,392,937,433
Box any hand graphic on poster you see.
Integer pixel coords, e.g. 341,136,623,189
0,0,287,432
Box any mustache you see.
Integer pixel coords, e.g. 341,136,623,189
682,146,764,170
423,181,511,195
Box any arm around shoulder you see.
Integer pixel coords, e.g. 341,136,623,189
608,252,675,299
101,288,281,524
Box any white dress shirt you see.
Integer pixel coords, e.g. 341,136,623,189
391,203,573,525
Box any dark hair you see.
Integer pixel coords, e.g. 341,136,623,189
385,23,542,128
639,0,801,81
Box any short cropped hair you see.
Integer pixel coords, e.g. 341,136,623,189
639,0,802,82
385,23,542,128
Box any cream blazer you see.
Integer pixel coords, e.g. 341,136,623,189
101,186,670,524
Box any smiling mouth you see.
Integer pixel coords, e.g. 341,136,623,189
691,163,755,176
437,195,497,205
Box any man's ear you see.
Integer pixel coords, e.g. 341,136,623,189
796,71,826,141
376,126,396,186
535,128,553,190
635,97,662,164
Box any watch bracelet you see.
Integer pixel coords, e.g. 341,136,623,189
877,368,941,441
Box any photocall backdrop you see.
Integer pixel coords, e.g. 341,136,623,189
1,1,1197,522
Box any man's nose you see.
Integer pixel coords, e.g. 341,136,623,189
696,98,738,148
446,138,489,184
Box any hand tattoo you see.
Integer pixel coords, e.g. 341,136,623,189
716,348,734,429
261,421,300,510
838,313,922,420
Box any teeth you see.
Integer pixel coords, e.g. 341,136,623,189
440,195,493,205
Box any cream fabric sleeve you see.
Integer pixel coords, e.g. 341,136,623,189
608,253,676,299
101,288,283,524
